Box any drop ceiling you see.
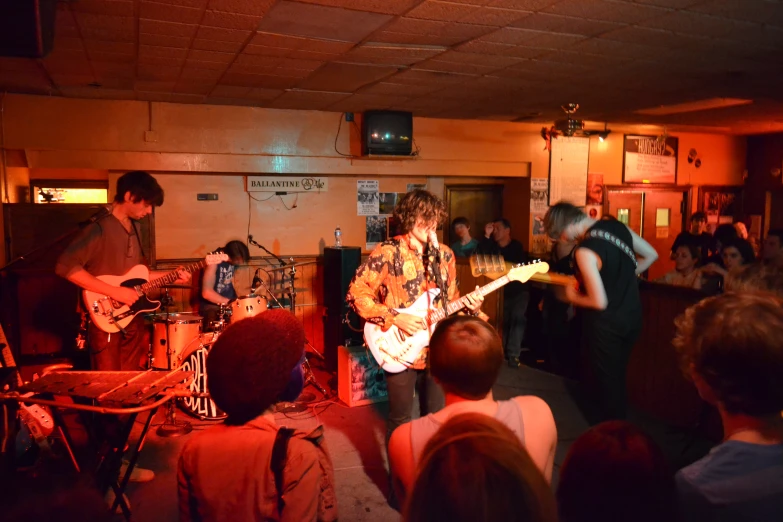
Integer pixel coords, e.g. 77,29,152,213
1,0,782,134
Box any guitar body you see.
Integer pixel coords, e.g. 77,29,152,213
364,289,441,374
83,265,161,334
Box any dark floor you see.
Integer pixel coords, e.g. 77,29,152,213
114,363,589,521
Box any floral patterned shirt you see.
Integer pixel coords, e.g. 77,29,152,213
347,236,458,367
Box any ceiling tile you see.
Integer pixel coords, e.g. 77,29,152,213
599,25,708,48
201,10,263,30
92,62,136,78
461,7,529,26
141,45,190,60
235,54,286,67
267,89,351,110
487,0,560,9
169,93,207,103
411,58,500,75
543,0,670,24
210,84,252,97
140,33,193,48
174,81,215,95
135,80,177,92
358,81,442,97
82,40,136,55
390,68,473,86
289,0,425,16
187,49,237,63
185,59,232,70
480,27,587,48
221,73,300,89
72,0,135,17
48,73,95,87
207,0,277,16
137,91,174,102
59,86,137,100
204,96,258,106
687,0,783,28
93,77,136,90
510,12,624,36
257,1,393,43
629,0,704,8
139,18,199,37
192,39,245,52
181,65,226,79
80,25,136,42
87,51,137,64
74,13,135,32
297,62,399,91
227,63,276,75
406,1,481,22
138,56,186,68
340,44,446,66
246,87,286,99
155,0,209,8
137,64,183,80
196,26,252,42
0,58,45,74
431,50,522,67
568,37,662,59
139,1,204,24
249,33,355,54
639,10,759,39
326,92,411,112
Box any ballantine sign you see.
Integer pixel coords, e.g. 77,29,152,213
246,176,328,193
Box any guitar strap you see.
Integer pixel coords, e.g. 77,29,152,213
131,220,147,264
583,228,638,268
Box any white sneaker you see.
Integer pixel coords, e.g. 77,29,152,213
120,459,155,483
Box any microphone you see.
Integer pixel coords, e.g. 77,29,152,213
428,230,440,251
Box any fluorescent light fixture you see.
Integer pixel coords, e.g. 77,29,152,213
635,98,753,116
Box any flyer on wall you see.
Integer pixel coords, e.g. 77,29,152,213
530,178,549,214
366,216,387,250
357,180,379,215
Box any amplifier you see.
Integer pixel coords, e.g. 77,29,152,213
337,344,387,408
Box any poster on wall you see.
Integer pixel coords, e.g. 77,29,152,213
378,193,398,215
531,213,549,255
586,173,604,205
530,179,549,214
357,180,379,215
701,189,738,227
366,216,387,250
623,135,678,184
549,136,590,206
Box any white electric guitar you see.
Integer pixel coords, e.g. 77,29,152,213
364,260,549,373
84,253,228,333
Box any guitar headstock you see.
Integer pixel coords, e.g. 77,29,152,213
470,253,507,278
206,252,230,265
507,260,550,283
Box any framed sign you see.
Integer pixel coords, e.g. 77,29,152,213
548,136,590,205
623,135,678,184
698,185,743,228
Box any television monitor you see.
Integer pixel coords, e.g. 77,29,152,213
362,111,413,156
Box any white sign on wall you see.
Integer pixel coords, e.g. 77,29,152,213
246,176,328,192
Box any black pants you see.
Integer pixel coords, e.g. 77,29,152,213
502,291,530,360
384,368,444,444
89,315,149,371
586,322,641,421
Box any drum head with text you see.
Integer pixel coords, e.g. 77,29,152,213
179,342,227,421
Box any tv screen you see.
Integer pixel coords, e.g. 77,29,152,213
362,111,413,156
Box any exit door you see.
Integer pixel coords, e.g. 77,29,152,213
606,187,689,281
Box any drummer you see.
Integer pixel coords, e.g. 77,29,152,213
200,240,250,329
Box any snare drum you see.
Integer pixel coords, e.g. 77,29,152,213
151,312,203,369
230,295,267,323
180,340,226,421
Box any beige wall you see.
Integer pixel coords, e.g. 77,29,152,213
0,93,747,264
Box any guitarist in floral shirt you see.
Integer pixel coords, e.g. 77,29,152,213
347,190,484,471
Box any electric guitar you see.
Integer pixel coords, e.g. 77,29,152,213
84,253,228,333
470,254,578,287
364,261,549,374
0,324,54,454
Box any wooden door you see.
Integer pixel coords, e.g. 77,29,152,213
445,185,504,248
642,191,685,280
606,192,643,235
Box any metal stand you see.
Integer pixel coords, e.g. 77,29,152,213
156,288,192,438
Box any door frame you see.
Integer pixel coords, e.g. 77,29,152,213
603,183,693,232
444,184,504,246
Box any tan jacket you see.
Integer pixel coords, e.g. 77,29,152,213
178,415,337,522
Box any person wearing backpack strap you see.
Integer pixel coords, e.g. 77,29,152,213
178,310,337,522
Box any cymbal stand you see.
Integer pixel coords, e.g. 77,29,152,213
255,272,328,398
156,288,192,437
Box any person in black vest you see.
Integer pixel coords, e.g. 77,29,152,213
479,218,530,367
670,211,712,262
544,203,658,420
200,240,250,328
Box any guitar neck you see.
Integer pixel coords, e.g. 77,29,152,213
138,260,205,293
428,275,512,324
530,272,575,287
0,323,23,386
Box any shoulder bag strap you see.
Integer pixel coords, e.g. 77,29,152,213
584,228,638,268
271,426,295,516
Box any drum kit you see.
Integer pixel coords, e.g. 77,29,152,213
149,258,323,430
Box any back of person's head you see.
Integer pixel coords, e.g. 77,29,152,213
725,263,783,298
114,170,164,206
713,223,738,249
674,292,783,417
405,413,557,522
394,189,446,233
721,236,756,265
429,316,503,400
544,202,586,240
557,421,676,522
207,309,304,423
222,240,250,264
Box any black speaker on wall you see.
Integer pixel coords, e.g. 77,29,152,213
323,247,364,371
0,0,57,58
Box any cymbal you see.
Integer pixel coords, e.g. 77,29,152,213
159,284,192,289
262,261,317,272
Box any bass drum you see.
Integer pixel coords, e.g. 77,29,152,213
179,339,226,421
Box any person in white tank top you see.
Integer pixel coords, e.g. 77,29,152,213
388,316,557,506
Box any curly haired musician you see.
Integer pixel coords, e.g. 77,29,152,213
346,190,484,486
